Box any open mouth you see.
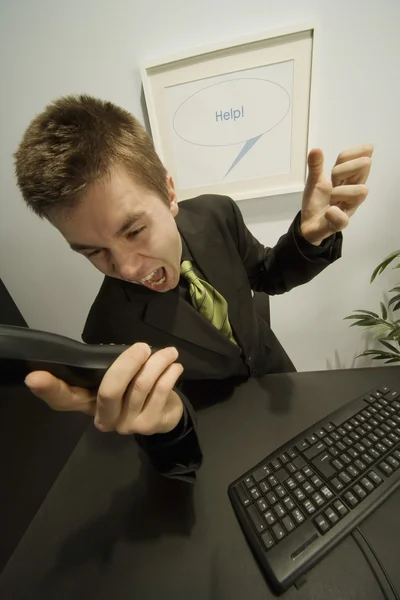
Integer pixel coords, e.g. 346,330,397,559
138,267,166,289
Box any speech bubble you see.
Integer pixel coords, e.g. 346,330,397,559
172,78,291,177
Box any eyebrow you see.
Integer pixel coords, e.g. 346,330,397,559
69,212,145,252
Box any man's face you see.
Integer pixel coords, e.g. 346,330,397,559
50,168,182,293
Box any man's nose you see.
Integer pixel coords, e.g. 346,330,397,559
115,253,142,282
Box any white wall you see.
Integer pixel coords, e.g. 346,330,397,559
0,0,399,371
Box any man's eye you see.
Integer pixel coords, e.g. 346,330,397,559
127,226,146,239
87,249,103,258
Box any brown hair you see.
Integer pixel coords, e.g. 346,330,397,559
14,94,170,217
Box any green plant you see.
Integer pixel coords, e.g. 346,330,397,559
345,250,400,364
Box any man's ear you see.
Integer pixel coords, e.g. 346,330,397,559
166,174,179,216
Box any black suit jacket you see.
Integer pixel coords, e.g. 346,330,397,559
82,195,342,476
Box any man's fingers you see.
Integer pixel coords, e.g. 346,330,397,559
306,148,325,186
115,347,179,431
334,143,374,166
330,184,368,216
25,371,96,414
96,343,151,430
332,156,371,187
324,205,350,232
118,362,184,435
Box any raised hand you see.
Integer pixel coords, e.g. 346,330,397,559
300,143,374,245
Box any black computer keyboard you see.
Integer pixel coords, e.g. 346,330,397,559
228,385,400,595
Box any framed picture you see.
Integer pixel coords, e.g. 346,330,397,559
141,24,315,202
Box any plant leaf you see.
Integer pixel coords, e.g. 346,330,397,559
378,339,399,353
393,300,400,312
353,309,380,318
388,294,400,308
380,302,388,320
371,250,400,282
385,357,400,363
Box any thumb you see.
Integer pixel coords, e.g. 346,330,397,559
25,371,95,414
306,148,325,186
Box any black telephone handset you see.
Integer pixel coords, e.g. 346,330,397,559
0,325,155,389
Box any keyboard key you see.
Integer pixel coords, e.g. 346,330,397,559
378,386,390,394
252,465,271,482
303,482,314,495
303,499,316,514
350,418,360,427
283,496,295,511
331,431,341,441
316,427,327,438
336,441,346,452
276,485,286,498
287,462,297,474
353,484,367,500
361,453,374,465
385,390,399,400
325,507,339,524
311,451,336,479
320,485,334,500
275,468,289,484
235,483,251,506
350,432,360,442
287,448,298,459
282,515,296,533
272,522,286,541
375,442,388,454
343,436,353,446
302,465,313,477
286,477,296,490
271,458,281,471
332,459,344,470
312,492,325,507
261,530,275,550
294,471,306,483
348,448,359,459
296,439,309,452
394,450,400,460
314,514,330,533
304,441,326,460
274,503,286,519
388,433,400,443
360,477,374,493
382,437,394,448
354,459,367,471
259,481,270,494
325,423,335,432
257,498,268,512
330,477,344,491
294,488,306,502
341,454,352,465
247,505,267,533
325,436,334,447
307,433,319,444
293,456,307,469
292,508,305,524
378,461,393,477
346,465,359,479
344,491,358,507
339,472,351,485
311,475,323,488
264,509,276,525
343,423,353,432
244,476,255,488
333,500,349,516
368,470,383,486
387,456,400,470
250,486,261,500
329,446,339,457
279,452,289,464
268,475,278,487
369,448,380,460
266,491,278,504
371,390,383,399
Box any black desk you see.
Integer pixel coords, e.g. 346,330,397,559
1,367,400,600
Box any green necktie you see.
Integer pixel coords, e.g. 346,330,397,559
180,260,237,345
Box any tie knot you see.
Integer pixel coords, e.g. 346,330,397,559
180,260,198,283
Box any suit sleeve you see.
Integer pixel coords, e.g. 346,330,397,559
134,387,202,482
227,198,342,295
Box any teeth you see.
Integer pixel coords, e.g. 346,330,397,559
140,269,158,283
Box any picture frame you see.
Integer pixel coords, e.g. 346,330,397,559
141,24,316,202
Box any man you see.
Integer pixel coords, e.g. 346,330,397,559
14,95,372,477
